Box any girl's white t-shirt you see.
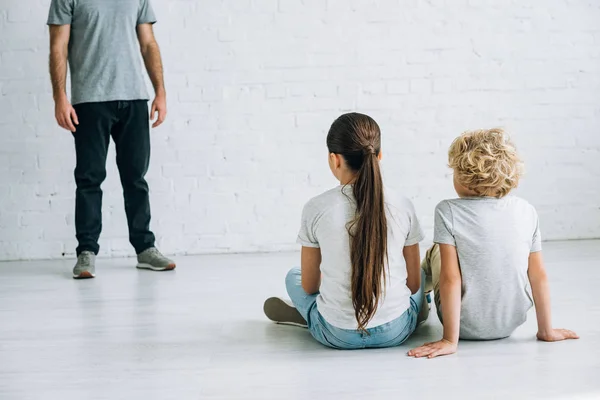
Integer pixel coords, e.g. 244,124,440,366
297,185,424,330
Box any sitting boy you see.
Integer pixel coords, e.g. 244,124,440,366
409,128,578,359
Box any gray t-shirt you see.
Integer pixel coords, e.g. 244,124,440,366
434,196,541,340
47,0,156,105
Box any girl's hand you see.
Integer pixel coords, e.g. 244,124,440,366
537,328,579,342
408,339,457,359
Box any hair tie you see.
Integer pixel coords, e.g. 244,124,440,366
363,144,376,155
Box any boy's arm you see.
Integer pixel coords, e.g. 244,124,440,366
528,251,579,342
439,244,462,344
403,244,421,294
301,247,321,294
408,244,461,358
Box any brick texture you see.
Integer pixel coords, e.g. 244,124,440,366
0,0,599,260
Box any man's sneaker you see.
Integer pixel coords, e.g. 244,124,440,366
73,251,96,279
136,247,176,271
263,297,308,328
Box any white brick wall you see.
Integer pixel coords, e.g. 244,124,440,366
0,0,599,261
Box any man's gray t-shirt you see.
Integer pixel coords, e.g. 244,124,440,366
47,0,156,105
434,196,541,340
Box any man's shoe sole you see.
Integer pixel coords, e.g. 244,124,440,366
73,271,95,279
136,263,176,271
263,297,308,328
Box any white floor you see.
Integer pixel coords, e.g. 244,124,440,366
0,241,599,400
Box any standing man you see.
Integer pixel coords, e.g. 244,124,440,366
48,0,175,278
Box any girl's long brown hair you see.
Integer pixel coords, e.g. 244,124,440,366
326,113,387,331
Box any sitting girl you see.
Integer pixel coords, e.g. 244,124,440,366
263,112,428,349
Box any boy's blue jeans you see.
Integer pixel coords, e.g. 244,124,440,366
285,267,426,349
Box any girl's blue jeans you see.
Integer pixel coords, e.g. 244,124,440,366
285,267,426,349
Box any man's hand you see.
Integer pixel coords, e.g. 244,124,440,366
150,94,167,128
55,96,78,132
537,328,579,342
137,24,166,128
408,339,457,359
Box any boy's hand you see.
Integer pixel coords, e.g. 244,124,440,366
537,329,579,342
408,339,457,359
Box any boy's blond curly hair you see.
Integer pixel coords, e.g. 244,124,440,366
448,128,523,198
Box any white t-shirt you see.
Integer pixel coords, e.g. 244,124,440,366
297,185,424,330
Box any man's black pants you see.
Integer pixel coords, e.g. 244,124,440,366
72,100,155,256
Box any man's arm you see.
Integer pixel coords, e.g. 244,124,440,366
528,251,578,342
408,244,461,359
301,247,321,294
403,244,421,294
136,23,166,128
49,25,78,132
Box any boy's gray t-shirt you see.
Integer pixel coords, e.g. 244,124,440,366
47,0,156,105
434,196,541,340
